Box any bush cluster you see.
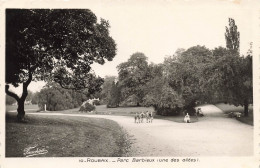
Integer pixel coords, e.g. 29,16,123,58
37,85,88,111
79,102,96,112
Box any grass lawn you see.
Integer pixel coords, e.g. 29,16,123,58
6,104,39,112
95,105,155,116
62,105,198,123
47,105,153,117
6,112,130,157
215,103,253,126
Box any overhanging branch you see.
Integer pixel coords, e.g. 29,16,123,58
5,85,20,101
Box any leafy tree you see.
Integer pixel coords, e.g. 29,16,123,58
25,90,33,102
143,74,184,115
203,46,252,116
37,83,91,111
225,18,240,53
166,46,213,113
100,76,117,103
38,87,66,111
117,52,150,106
31,91,40,104
107,81,121,107
240,54,252,116
5,9,116,121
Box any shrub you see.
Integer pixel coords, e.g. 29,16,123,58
79,102,96,112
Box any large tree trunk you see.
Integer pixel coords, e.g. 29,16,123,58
244,99,249,117
6,72,32,122
17,99,26,121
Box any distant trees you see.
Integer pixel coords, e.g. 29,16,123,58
216,18,251,116
25,90,33,103
31,92,40,104
101,76,117,104
113,44,252,117
107,81,121,107
99,17,251,117
37,83,89,111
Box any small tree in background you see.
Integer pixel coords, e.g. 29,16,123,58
225,18,240,53
31,92,40,104
107,81,121,108
37,83,93,111
101,76,117,104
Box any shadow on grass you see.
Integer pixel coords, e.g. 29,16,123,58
6,112,131,157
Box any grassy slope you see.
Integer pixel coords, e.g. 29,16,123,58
6,112,130,157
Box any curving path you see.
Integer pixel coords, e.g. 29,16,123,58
29,104,253,156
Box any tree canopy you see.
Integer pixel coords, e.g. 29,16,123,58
6,9,117,121
117,52,150,106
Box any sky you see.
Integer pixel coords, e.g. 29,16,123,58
6,0,257,94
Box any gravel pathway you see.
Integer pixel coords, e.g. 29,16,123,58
29,104,253,156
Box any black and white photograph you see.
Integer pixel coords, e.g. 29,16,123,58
1,0,259,167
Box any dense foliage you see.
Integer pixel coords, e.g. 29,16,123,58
5,9,116,121
37,83,88,111
102,18,252,117
107,81,121,108
100,76,117,104
117,52,150,106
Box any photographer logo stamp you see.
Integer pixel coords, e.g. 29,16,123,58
23,144,48,157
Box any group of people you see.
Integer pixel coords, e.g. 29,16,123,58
134,111,153,123
133,108,203,124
